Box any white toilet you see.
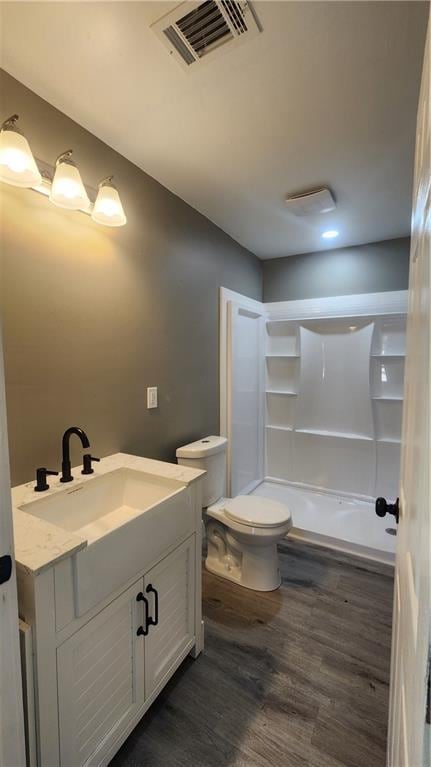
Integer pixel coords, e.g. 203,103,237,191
176,436,292,591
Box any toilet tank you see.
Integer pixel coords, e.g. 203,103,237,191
176,436,227,507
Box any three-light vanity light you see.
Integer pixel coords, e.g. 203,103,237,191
0,114,127,227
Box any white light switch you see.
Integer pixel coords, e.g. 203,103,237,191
147,387,158,409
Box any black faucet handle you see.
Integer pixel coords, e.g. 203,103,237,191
35,468,59,493
81,454,100,475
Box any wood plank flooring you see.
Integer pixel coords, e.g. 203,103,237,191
111,539,394,767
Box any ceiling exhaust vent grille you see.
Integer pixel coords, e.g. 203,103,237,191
285,188,336,217
152,1,260,70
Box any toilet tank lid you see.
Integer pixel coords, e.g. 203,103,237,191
176,436,227,459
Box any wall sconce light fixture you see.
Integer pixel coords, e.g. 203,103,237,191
92,176,127,227
0,114,127,227
0,114,42,188
50,150,90,211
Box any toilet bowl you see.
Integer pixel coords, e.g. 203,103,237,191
176,436,292,592
205,495,292,590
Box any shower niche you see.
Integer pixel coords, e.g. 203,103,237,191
265,313,406,500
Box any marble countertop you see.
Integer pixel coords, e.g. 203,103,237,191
12,452,205,576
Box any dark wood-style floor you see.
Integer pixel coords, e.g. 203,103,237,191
111,540,394,767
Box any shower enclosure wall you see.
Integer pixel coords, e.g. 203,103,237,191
220,288,408,563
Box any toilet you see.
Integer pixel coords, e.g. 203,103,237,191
176,436,292,591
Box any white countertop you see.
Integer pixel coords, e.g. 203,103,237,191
12,452,204,576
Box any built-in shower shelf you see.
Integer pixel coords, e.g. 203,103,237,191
266,425,293,432
295,428,374,441
265,354,300,358
266,319,298,325
266,390,297,396
371,353,405,358
266,425,401,443
372,396,403,401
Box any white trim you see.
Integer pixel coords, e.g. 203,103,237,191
265,290,408,321
19,620,37,767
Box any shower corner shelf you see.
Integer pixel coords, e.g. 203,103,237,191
266,318,297,325
294,428,374,441
266,390,298,396
266,425,293,432
371,353,405,359
265,425,401,444
372,396,403,402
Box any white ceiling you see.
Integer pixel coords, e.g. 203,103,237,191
0,1,428,258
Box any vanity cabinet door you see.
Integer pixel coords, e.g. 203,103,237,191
144,535,196,699
57,579,145,767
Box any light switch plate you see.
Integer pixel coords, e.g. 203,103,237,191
147,387,158,409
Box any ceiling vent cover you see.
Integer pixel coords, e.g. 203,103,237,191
151,1,260,69
285,188,336,217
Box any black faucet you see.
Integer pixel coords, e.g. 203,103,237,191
60,427,90,483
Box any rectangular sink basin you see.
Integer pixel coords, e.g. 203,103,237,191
21,468,195,616
23,468,182,543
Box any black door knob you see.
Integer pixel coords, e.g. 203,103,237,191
375,497,400,524
0,555,12,585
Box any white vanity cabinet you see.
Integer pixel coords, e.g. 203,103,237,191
57,578,146,767
56,536,196,767
144,536,195,697
13,454,204,767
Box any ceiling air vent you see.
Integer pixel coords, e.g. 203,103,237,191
285,188,336,217
151,1,260,70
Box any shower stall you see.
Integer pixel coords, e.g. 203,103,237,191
220,287,407,563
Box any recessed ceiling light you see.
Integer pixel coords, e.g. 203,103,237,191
322,229,339,239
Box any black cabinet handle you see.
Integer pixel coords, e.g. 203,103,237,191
146,584,159,627
375,497,400,524
136,591,149,636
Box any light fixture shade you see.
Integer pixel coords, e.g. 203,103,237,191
49,151,90,210
92,177,127,227
0,116,42,188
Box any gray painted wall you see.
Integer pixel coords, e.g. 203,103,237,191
262,238,410,302
0,70,262,486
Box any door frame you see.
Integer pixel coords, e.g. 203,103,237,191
0,323,26,766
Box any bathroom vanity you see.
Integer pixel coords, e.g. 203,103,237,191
12,453,205,767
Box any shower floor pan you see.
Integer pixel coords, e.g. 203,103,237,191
248,481,396,564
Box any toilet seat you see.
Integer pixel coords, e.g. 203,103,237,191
223,496,291,529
